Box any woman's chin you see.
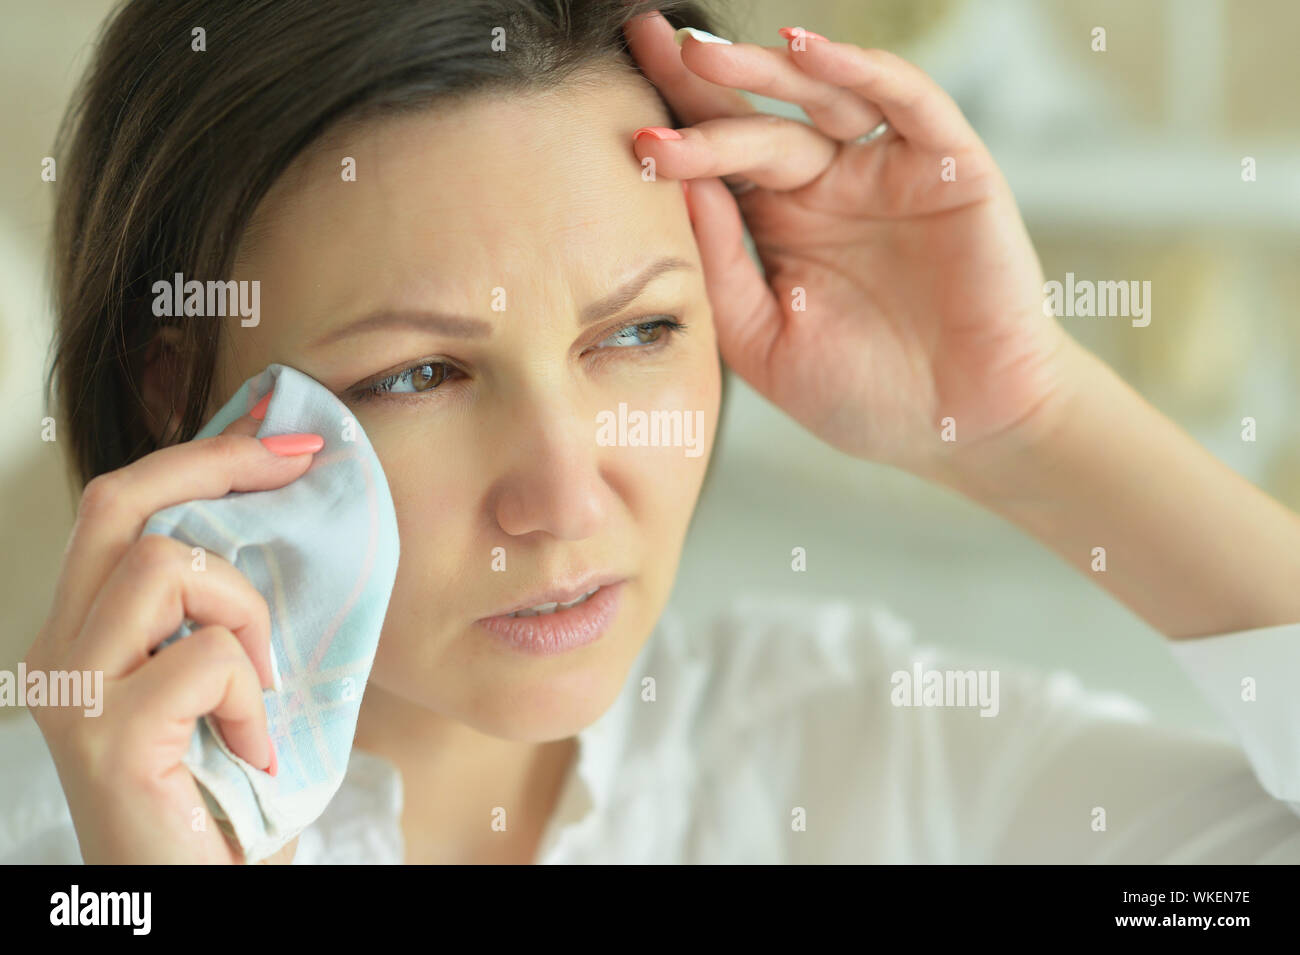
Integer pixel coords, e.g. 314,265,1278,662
457,654,637,743
366,589,658,741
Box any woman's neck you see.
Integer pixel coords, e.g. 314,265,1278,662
352,683,578,864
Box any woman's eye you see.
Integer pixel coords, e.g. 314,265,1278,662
352,317,686,403
594,317,685,349
357,360,457,401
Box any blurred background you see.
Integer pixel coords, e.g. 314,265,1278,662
2,0,1297,737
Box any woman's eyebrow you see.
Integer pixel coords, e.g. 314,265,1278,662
579,255,695,325
307,255,695,349
308,310,491,349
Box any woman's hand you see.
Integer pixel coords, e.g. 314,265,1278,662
625,13,1078,481
22,392,320,863
625,13,1300,639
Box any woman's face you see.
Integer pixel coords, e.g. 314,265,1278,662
212,70,720,741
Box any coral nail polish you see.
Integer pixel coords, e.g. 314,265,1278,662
267,737,278,776
260,433,324,456
249,391,272,420
633,126,683,142
778,26,828,43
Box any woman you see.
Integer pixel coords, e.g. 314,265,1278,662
6,0,1300,864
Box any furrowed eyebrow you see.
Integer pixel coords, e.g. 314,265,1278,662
578,256,695,325
308,310,491,349
307,255,695,349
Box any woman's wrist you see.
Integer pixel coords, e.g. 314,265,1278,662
916,332,1094,508
929,338,1300,639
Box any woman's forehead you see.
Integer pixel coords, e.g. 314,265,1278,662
245,73,671,243
235,78,682,306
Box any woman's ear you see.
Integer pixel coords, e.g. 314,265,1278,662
139,325,188,446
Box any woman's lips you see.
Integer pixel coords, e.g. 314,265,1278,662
480,572,627,618
475,581,626,655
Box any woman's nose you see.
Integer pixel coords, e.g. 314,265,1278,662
491,406,611,540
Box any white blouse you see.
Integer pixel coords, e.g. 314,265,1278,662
2,593,1298,864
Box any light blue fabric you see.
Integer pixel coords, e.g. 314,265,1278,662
140,363,400,863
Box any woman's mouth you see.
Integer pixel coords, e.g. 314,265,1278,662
476,579,626,655
505,587,600,617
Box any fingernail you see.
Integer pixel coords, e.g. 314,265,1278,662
675,26,732,46
266,736,278,776
778,26,829,43
268,642,283,694
634,126,683,142
260,433,324,456
249,391,272,420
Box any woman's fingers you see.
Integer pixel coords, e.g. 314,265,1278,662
785,39,979,152
73,533,274,688
683,176,782,387
629,10,976,155
221,387,272,439
119,624,274,774
635,113,838,191
623,11,755,125
45,389,317,652
675,33,884,141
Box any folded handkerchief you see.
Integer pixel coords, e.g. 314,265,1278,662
141,362,400,863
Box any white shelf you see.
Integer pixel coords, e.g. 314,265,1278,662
995,141,1300,231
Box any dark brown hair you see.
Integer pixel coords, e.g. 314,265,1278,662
46,0,730,493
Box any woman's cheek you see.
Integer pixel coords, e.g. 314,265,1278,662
366,424,482,602
598,351,719,502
